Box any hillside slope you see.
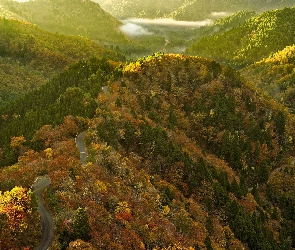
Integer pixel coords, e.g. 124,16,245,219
241,45,295,110
0,57,116,167
189,10,257,43
0,3,25,20
186,7,295,68
0,0,128,45
1,54,295,249
0,16,122,106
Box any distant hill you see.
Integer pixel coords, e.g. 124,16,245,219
96,0,295,21
1,53,295,249
0,0,128,45
188,10,257,43
186,7,295,68
0,16,119,106
241,45,295,110
170,0,295,21
93,0,185,19
0,3,25,20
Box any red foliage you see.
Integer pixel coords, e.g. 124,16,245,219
115,211,134,222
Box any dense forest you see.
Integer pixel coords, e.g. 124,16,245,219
190,10,257,42
1,0,295,249
0,57,116,167
1,53,295,249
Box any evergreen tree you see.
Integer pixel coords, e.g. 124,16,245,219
204,235,213,250
72,207,91,242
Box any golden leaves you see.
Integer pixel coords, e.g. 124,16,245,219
10,135,26,149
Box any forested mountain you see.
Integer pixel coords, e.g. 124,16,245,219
1,54,295,249
0,57,115,167
95,0,295,21
187,7,295,68
2,1,295,249
190,10,257,43
0,0,128,45
0,16,121,107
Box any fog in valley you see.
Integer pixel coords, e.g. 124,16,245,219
119,13,229,37
119,13,230,55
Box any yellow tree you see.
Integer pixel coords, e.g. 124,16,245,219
10,135,27,155
0,186,39,249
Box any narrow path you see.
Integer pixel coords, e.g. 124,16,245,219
76,131,87,166
33,176,54,250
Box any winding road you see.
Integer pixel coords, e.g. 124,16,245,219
33,176,54,250
33,131,87,249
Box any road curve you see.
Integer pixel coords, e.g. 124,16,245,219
76,131,87,166
32,131,87,249
33,176,54,250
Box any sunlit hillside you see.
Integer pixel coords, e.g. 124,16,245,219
241,45,295,109
187,7,295,68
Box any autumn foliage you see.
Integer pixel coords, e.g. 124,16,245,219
0,54,295,249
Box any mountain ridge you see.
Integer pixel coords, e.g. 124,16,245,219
96,0,295,21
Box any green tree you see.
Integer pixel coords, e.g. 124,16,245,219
204,235,213,250
274,111,286,147
72,207,91,242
